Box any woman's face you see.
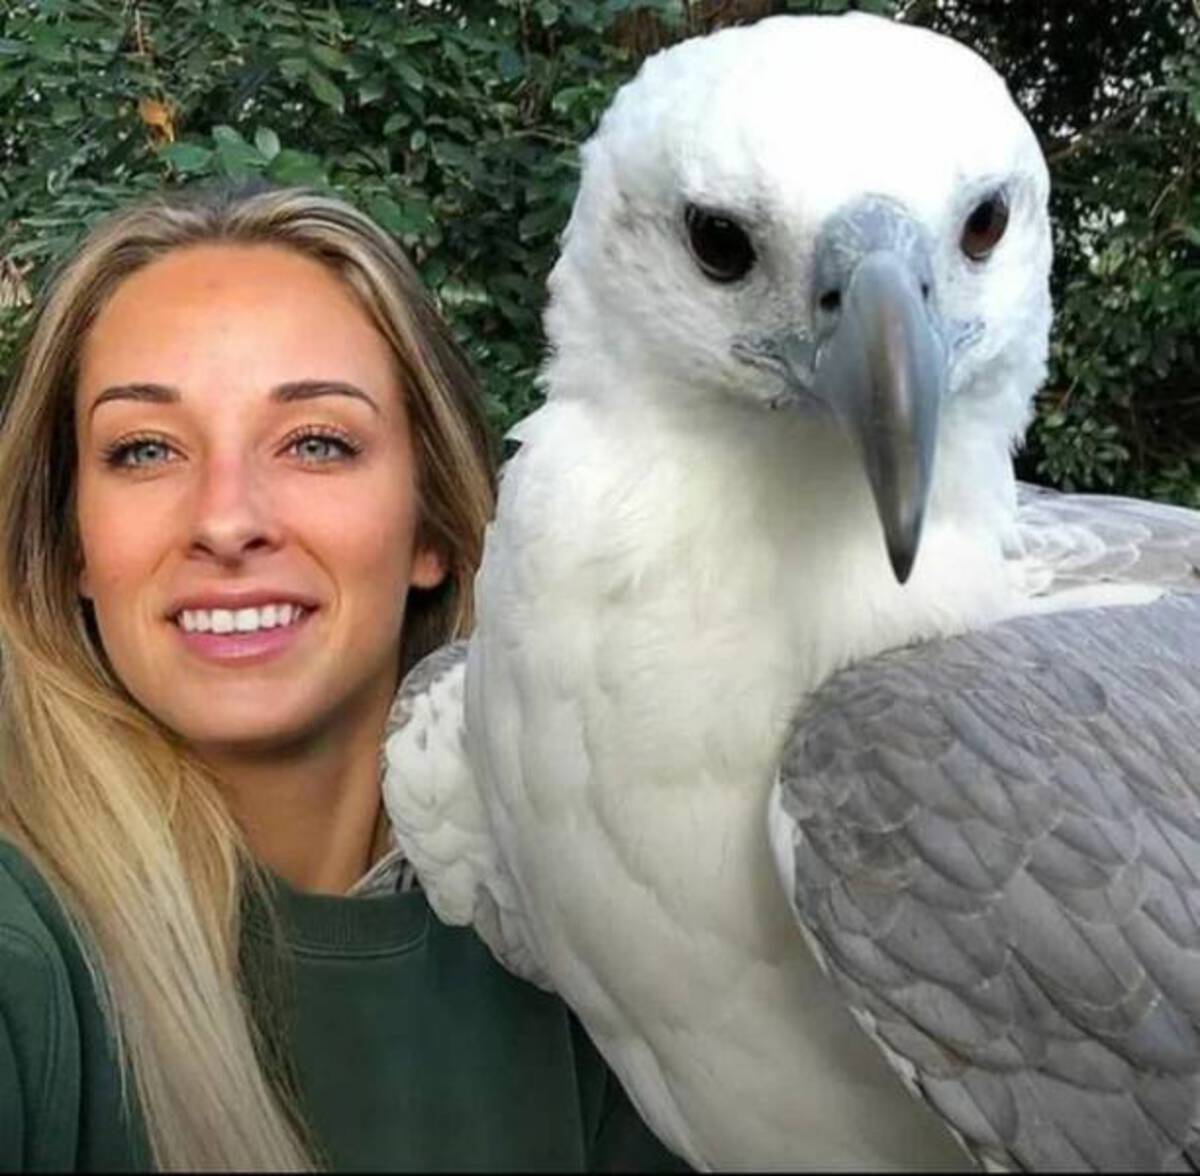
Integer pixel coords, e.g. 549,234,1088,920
75,243,445,755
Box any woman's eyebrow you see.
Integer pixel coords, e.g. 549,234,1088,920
272,380,380,415
87,379,381,420
89,382,178,419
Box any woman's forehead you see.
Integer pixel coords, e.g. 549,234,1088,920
77,242,400,409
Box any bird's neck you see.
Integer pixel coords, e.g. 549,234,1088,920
514,387,1021,698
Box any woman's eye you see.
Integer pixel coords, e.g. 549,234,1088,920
286,431,360,464
105,438,175,468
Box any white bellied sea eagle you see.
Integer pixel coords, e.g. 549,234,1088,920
383,13,1200,1171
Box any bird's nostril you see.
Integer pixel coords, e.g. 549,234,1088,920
819,289,842,314
921,282,932,302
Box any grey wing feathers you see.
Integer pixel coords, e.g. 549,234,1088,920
383,641,550,988
383,641,475,921
387,640,470,736
1015,483,1200,595
774,594,1200,1171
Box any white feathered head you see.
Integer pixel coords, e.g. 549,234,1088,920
543,13,1051,580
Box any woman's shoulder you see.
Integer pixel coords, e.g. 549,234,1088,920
0,839,88,1170
0,839,76,981
0,837,63,923
0,839,82,992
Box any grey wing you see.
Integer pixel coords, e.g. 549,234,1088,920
1014,482,1200,596
771,594,1200,1172
383,641,551,988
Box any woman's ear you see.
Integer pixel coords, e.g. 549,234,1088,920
410,546,448,591
78,561,93,600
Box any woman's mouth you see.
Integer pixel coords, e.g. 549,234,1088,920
171,602,314,664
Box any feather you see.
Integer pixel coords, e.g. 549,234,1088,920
382,642,549,988
774,597,1200,1169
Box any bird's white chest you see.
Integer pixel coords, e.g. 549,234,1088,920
469,407,998,1167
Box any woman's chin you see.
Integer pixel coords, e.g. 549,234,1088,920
150,693,334,760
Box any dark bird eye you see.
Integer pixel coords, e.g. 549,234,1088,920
685,205,756,283
961,191,1010,261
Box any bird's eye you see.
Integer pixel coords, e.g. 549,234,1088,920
961,191,1009,261
685,205,756,283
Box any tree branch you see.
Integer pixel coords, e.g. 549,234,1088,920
1045,86,1172,163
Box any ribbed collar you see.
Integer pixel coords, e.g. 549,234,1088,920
244,871,429,959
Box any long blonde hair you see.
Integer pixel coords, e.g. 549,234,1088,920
0,186,496,1170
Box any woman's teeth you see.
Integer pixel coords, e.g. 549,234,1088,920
177,604,307,634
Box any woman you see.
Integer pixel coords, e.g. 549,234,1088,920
0,185,684,1171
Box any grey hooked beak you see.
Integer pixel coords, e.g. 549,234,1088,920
814,249,946,584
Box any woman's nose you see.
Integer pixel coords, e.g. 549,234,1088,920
186,454,283,564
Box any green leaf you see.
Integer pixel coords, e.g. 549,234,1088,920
551,85,589,115
383,111,411,136
159,142,214,175
279,56,307,82
309,43,347,72
393,60,424,92
358,76,386,106
212,126,266,181
518,202,566,241
432,139,473,170
366,194,405,235
306,67,345,113
267,148,327,187
398,27,438,46
497,46,524,82
50,97,81,125
269,32,307,53
254,126,281,160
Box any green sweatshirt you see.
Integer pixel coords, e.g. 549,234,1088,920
0,842,688,1172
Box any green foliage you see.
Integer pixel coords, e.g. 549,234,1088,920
909,0,1200,501
0,0,887,434
1,0,638,429
1,0,1196,506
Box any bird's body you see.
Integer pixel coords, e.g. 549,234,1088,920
385,13,1200,1170
470,393,995,1168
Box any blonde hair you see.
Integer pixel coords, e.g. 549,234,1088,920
0,186,496,1170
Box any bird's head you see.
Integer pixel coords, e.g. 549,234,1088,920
544,13,1051,583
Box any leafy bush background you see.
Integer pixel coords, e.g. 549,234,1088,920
1,0,1197,501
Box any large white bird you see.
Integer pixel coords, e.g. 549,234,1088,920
384,13,1200,1170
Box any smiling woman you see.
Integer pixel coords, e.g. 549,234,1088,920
77,243,445,810
0,186,685,1173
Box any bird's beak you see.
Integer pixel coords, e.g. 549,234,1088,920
813,247,947,584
